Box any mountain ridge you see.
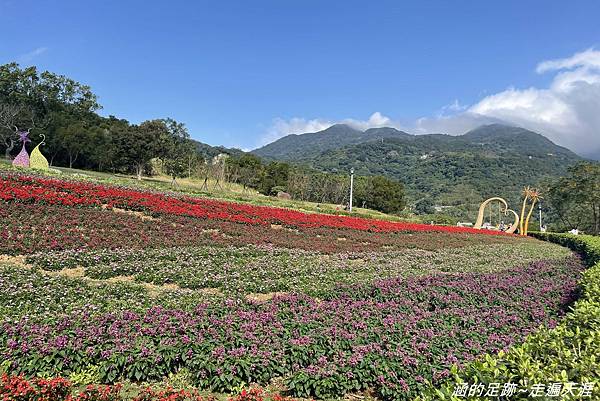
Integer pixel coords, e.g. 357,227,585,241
253,123,582,160
252,123,585,210
253,123,413,160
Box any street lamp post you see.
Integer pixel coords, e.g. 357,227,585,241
349,168,354,213
539,204,543,231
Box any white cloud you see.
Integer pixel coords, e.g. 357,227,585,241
536,48,600,73
17,47,48,63
413,112,499,135
466,48,600,156
260,117,334,146
259,112,410,146
260,49,600,157
437,99,469,117
343,112,394,130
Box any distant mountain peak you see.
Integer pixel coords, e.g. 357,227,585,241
253,122,581,162
319,123,361,134
460,124,578,157
464,124,541,138
364,127,412,136
253,124,410,160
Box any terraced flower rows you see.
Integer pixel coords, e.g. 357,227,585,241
0,172,584,400
27,242,570,296
1,202,513,255
0,257,583,399
0,173,505,235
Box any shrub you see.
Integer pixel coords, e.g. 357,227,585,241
69,365,102,386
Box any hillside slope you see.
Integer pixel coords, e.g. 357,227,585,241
253,124,412,160
191,139,244,160
253,124,583,209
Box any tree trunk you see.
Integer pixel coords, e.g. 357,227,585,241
69,151,79,169
136,164,143,180
4,138,14,159
50,152,58,167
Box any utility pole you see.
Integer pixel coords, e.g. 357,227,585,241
349,167,354,213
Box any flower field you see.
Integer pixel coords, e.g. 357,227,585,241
0,174,505,235
0,172,589,400
26,242,569,296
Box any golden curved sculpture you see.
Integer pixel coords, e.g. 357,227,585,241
474,197,519,234
29,134,49,171
519,187,542,236
505,209,520,234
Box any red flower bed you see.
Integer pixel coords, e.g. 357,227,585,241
0,202,513,256
0,174,506,236
0,374,71,400
0,374,305,401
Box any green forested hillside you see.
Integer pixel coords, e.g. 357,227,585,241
253,124,412,160
253,124,583,217
191,139,244,160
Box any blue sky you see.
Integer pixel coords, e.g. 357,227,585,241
2,1,600,156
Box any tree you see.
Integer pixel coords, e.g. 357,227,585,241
547,162,600,234
227,154,263,190
163,156,187,186
0,63,100,164
156,118,202,185
54,119,98,168
257,161,290,195
287,170,310,201
113,120,165,179
359,176,406,214
414,198,435,215
0,63,99,127
185,149,204,178
163,138,197,186
0,103,22,158
89,126,117,171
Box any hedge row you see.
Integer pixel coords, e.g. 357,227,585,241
415,233,600,400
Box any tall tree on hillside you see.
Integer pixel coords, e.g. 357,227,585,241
163,154,187,186
414,197,435,215
548,162,600,234
89,127,116,171
287,170,310,201
159,118,202,185
227,154,263,190
0,63,100,160
257,161,290,195
359,176,406,214
113,120,165,179
135,120,168,179
55,121,97,168
0,63,99,124
164,138,197,186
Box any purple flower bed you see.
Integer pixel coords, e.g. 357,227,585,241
0,257,583,400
